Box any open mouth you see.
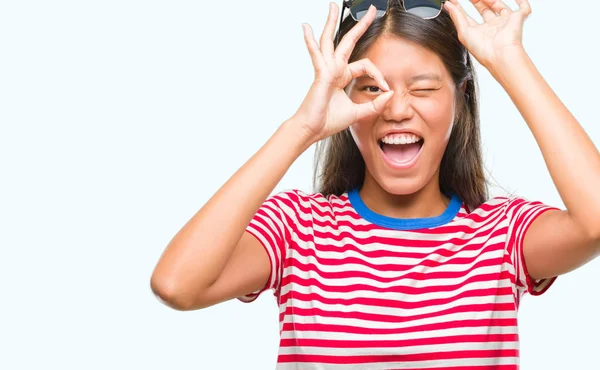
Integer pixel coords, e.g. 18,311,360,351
378,134,424,165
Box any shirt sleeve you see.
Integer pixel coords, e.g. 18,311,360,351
505,197,560,297
237,190,301,303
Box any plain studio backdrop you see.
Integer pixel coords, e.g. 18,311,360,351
0,0,598,368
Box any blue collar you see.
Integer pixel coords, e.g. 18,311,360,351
347,188,463,230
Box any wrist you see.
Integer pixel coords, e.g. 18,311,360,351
278,117,319,154
488,46,530,82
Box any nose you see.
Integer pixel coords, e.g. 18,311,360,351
381,90,415,123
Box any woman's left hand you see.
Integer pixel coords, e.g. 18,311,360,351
444,0,531,71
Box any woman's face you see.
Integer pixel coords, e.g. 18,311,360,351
347,36,457,196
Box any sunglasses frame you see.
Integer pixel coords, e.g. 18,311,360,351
335,0,447,46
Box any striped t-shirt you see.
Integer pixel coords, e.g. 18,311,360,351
240,189,558,369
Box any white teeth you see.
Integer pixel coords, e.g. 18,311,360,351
381,133,422,145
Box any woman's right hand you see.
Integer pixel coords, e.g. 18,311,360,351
293,3,395,143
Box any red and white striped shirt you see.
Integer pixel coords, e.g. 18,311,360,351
240,189,558,369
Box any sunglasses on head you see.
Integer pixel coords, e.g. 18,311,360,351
337,0,446,44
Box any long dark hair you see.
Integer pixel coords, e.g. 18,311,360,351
313,1,488,211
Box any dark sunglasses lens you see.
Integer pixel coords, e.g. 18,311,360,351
350,0,388,21
403,0,443,18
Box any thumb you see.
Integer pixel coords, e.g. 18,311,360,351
355,90,394,120
444,1,475,32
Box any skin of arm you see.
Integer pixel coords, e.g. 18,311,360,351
490,47,600,280
150,118,314,310
445,0,600,280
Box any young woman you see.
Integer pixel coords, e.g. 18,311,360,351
151,0,600,368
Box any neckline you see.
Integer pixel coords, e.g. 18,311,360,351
347,188,463,230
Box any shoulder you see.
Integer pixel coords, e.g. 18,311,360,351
268,189,350,212
469,194,554,219
271,189,349,203
466,195,512,214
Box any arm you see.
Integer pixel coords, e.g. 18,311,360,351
445,0,600,281
150,119,313,310
150,3,391,310
491,49,600,280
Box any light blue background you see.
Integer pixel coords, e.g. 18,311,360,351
1,0,598,369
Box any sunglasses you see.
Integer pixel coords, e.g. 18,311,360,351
336,0,446,44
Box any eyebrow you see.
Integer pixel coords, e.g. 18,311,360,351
356,73,442,84
408,73,442,84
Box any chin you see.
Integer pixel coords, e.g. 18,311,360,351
359,136,443,197
373,172,431,196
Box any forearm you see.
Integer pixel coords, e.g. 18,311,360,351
491,48,600,238
151,118,314,298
